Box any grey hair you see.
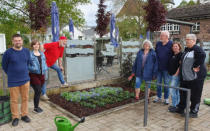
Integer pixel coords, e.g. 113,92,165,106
161,30,170,38
186,34,197,41
142,39,153,49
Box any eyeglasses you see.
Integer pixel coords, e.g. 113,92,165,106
185,38,193,41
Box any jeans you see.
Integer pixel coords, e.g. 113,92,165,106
135,77,151,89
50,64,65,84
169,75,180,107
41,63,65,95
156,71,170,99
41,69,48,95
9,81,30,119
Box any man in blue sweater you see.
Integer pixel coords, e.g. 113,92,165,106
2,34,31,126
153,31,173,105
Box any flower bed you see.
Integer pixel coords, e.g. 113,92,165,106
60,87,134,109
49,83,156,118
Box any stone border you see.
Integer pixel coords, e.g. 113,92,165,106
44,97,154,122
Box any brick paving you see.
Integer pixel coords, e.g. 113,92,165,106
0,80,210,131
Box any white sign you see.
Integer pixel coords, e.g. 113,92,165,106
0,34,6,54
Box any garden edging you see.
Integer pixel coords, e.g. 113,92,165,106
44,96,153,122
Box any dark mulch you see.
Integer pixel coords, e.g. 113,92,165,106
49,82,156,118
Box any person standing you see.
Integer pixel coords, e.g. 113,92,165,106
128,40,158,101
28,40,48,113
2,34,31,126
40,36,68,100
175,34,207,118
168,42,182,112
153,30,173,105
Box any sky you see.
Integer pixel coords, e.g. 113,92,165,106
79,0,191,26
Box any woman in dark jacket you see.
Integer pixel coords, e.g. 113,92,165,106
28,40,48,113
168,42,182,112
128,40,158,100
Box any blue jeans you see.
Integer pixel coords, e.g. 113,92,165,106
169,75,180,107
156,71,170,99
50,64,65,84
135,77,151,89
41,70,48,95
41,64,65,95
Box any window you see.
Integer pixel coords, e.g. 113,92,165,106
161,24,166,30
160,24,180,32
192,22,200,32
173,24,180,31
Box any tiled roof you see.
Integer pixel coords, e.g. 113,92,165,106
167,3,210,20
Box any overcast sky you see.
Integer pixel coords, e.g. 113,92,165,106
79,0,191,26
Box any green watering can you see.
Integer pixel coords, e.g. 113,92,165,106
204,98,210,106
54,116,85,131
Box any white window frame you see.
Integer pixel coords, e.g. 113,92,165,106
160,23,180,32
192,22,200,32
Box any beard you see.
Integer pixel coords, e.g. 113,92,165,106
14,43,22,49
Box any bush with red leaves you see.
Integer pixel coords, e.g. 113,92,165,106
144,0,167,32
28,0,50,31
95,0,111,38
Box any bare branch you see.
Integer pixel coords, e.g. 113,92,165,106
2,0,29,17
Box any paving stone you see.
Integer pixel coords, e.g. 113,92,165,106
0,81,210,131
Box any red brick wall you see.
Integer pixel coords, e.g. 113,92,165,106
171,19,210,42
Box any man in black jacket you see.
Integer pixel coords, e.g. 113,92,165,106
175,34,207,118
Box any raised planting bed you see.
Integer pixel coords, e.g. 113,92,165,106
49,83,156,118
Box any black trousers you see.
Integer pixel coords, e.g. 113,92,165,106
31,84,42,108
177,79,205,113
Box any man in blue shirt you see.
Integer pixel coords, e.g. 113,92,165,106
153,31,173,105
2,34,31,126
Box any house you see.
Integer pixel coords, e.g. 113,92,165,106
160,2,210,63
161,2,210,42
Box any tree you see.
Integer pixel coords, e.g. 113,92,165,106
95,0,111,38
144,0,167,32
115,0,147,40
117,17,145,41
0,0,90,46
48,0,90,29
28,0,50,31
178,0,197,8
188,0,196,6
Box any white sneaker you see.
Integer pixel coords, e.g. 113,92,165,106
40,94,49,101
164,99,169,105
61,82,69,87
153,97,162,103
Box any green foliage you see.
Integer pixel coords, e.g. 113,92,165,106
48,0,90,29
120,53,133,78
116,0,146,41
178,0,197,8
120,53,135,87
188,0,196,6
61,86,135,109
138,80,157,91
206,72,210,80
0,0,90,47
117,17,145,41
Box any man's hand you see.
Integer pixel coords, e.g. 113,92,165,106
193,66,200,72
